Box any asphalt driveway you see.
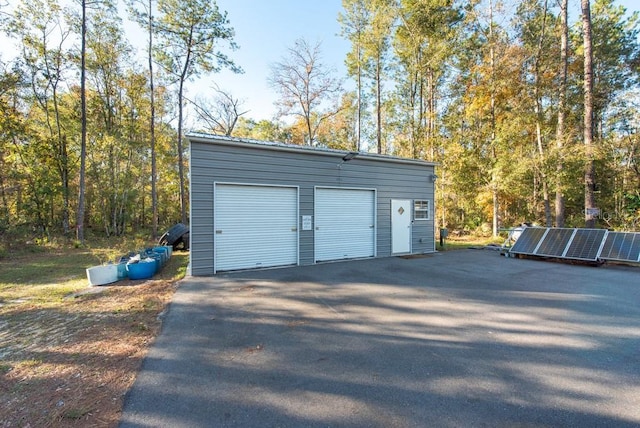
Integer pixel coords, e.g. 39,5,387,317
120,250,640,427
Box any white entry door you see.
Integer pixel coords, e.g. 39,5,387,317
392,199,411,254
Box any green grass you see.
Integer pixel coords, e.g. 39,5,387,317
0,248,98,303
0,237,188,306
437,235,506,251
154,252,189,281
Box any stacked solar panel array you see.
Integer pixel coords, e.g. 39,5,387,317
509,227,640,263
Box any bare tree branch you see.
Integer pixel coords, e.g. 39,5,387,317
268,38,343,145
188,84,248,136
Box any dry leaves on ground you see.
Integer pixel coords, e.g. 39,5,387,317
0,278,179,427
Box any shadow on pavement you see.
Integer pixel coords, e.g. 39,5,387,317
120,250,640,427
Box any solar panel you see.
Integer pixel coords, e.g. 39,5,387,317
564,229,607,261
599,232,640,263
509,227,547,255
535,228,575,257
509,227,640,265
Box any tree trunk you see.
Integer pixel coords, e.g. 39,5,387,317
489,0,499,237
534,0,551,227
535,118,551,226
109,145,116,235
76,0,87,243
149,0,158,238
306,101,313,145
177,80,187,225
0,154,8,224
356,40,362,151
376,51,382,154
177,44,192,225
428,68,436,162
61,136,70,234
555,0,568,227
51,85,70,235
582,0,596,228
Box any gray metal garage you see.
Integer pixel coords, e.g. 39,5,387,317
187,133,437,275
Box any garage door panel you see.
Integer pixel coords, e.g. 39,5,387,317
315,241,374,258
215,184,297,272
315,188,375,262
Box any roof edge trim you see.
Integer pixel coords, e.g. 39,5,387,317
186,132,438,167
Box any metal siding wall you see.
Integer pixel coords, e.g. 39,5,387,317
190,181,215,276
299,186,314,264
190,140,435,275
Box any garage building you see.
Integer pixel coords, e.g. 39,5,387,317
188,133,437,275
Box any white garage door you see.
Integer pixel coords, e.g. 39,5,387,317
315,187,376,262
214,184,298,272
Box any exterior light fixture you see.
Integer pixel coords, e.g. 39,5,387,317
429,174,438,183
342,152,359,162
337,151,359,168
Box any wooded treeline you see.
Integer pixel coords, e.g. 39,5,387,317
241,0,640,233
0,0,639,242
0,0,238,240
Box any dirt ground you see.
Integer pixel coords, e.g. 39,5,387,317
0,276,179,427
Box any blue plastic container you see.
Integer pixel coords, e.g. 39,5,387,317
149,254,162,271
162,245,173,258
153,247,169,265
126,260,156,280
116,262,128,280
